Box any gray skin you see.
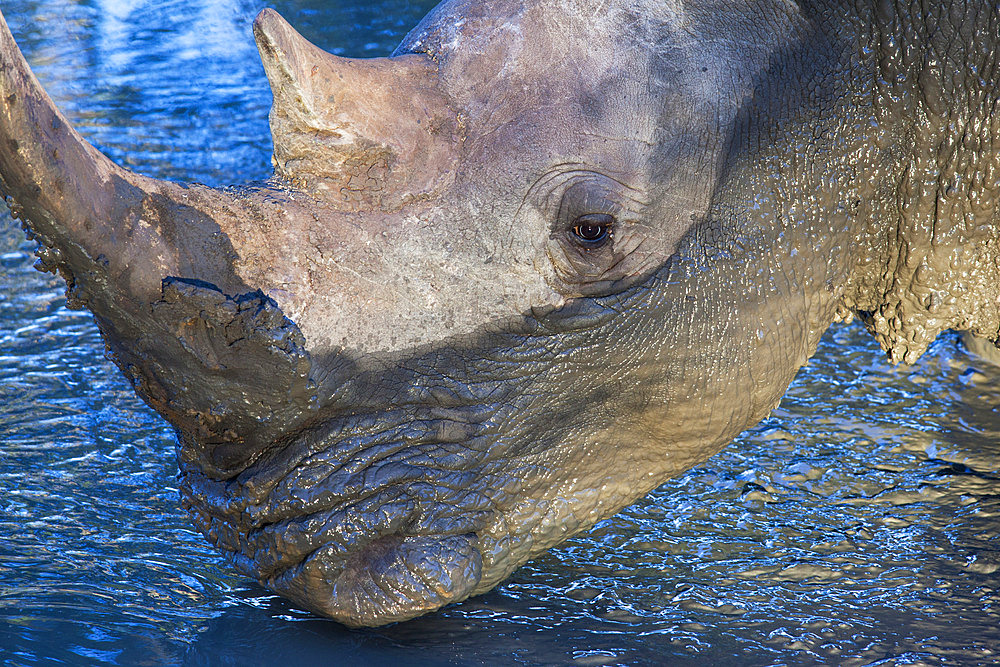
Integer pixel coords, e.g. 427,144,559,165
0,0,998,627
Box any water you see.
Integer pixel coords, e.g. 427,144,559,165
2,1,999,664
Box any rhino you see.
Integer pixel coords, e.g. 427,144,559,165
1,0,998,627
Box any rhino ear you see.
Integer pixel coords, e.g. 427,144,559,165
252,9,461,209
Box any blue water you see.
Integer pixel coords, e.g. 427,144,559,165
2,1,999,665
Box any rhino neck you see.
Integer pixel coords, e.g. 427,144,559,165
838,0,1000,362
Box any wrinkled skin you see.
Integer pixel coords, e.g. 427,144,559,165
1,0,998,627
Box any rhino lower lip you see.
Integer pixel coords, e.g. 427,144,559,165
267,529,485,627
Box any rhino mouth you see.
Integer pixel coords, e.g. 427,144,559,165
177,402,500,626
185,472,489,626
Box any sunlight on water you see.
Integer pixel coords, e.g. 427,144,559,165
1,1,999,665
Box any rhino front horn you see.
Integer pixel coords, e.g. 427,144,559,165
252,8,462,208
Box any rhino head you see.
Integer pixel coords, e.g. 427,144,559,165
2,0,998,626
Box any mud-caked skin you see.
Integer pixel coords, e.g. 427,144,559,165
0,0,998,626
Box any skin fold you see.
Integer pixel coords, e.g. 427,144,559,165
0,0,997,626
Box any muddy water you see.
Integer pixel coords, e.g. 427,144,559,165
2,1,999,665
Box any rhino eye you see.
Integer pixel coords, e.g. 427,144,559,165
571,213,614,248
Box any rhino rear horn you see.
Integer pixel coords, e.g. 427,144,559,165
252,8,461,208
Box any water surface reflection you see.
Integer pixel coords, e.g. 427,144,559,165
1,1,999,664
